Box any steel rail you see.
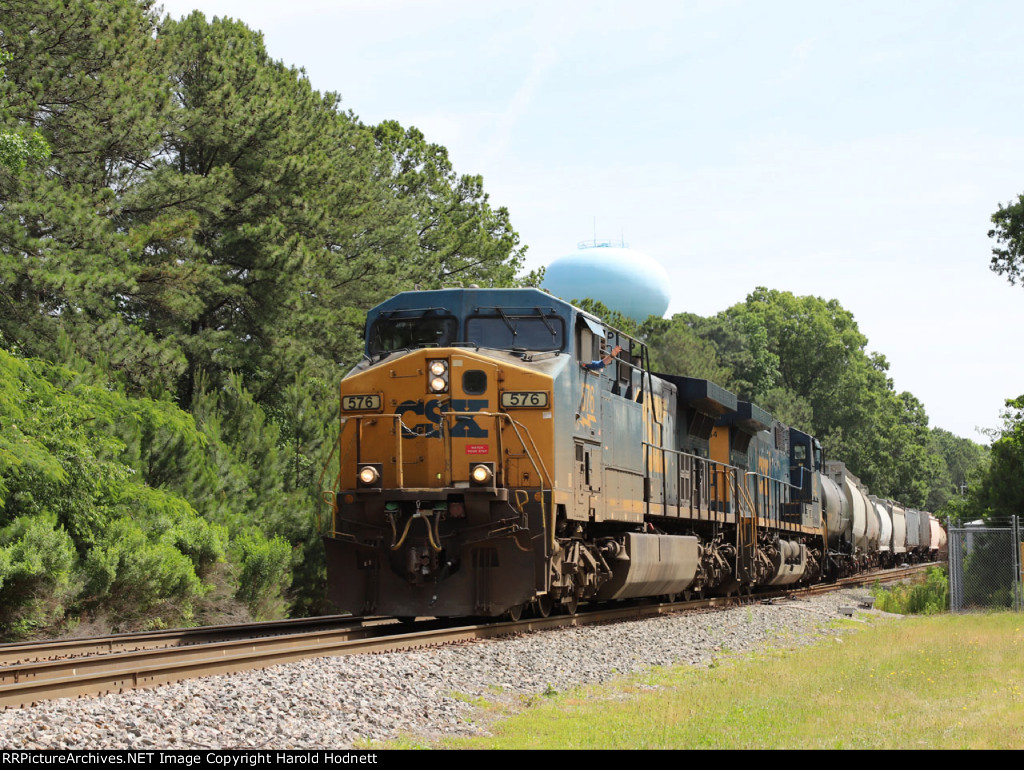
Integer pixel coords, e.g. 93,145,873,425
0,615,373,667
0,562,937,710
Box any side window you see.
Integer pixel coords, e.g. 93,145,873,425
577,325,595,365
463,370,487,395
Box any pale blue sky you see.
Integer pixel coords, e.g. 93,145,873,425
158,0,1024,440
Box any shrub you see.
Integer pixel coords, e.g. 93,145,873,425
873,566,949,615
81,518,204,627
230,529,292,621
0,514,77,638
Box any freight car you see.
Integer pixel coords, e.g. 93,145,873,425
321,287,941,618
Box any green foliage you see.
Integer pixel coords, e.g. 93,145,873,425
0,513,76,637
81,518,204,624
988,193,1024,287
230,529,292,620
0,343,291,634
372,120,529,289
0,1,541,636
872,567,949,615
641,313,733,385
572,298,640,337
953,396,1024,520
153,499,227,579
927,428,990,514
0,49,51,173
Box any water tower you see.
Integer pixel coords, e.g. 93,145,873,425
542,240,672,322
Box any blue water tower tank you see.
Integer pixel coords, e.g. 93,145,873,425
542,241,672,322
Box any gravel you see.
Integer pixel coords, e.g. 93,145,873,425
0,589,891,749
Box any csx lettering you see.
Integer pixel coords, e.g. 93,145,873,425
396,399,488,438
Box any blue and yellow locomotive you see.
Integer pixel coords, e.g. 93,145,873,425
321,287,842,618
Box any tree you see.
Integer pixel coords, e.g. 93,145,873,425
988,193,1024,287
0,0,176,387
372,120,530,289
0,51,49,173
641,313,733,385
959,396,1024,520
0,2,537,630
926,428,989,513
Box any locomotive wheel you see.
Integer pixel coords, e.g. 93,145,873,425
506,603,524,622
536,595,554,618
563,594,579,616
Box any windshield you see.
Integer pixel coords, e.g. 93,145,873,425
368,315,458,355
466,314,564,351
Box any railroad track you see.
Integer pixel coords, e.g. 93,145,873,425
0,562,933,709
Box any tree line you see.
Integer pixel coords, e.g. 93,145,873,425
0,0,534,638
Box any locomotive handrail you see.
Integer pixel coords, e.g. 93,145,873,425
439,410,556,554
497,413,556,555
642,441,740,517
733,467,759,585
748,467,804,491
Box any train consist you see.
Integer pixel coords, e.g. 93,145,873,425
321,288,945,619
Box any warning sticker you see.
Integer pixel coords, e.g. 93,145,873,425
465,444,489,455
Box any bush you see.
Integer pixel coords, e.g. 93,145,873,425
230,529,292,621
81,518,204,628
873,566,949,615
162,514,228,579
0,514,77,638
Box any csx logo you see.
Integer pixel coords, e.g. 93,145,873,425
396,399,488,438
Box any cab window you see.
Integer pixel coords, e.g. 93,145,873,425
368,316,457,355
466,314,564,351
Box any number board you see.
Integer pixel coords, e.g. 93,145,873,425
342,394,382,411
500,391,549,409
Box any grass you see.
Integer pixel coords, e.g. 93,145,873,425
401,613,1024,750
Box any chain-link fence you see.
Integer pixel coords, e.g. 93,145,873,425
949,516,1022,612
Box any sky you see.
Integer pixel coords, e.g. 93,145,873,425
157,0,1024,441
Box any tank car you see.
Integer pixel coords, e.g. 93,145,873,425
320,288,937,618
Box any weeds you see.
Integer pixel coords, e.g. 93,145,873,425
872,566,949,615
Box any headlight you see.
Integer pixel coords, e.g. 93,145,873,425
427,360,449,392
358,465,381,487
470,463,493,485
430,358,450,391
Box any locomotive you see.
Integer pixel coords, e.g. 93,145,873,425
321,287,943,619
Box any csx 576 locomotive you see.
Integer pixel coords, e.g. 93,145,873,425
322,287,938,619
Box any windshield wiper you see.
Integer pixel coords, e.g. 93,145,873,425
496,307,517,338
534,307,557,339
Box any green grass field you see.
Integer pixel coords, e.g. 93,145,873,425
395,612,1024,749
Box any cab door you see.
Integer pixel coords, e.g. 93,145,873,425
574,440,602,520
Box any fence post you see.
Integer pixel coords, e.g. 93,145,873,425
1014,515,1022,612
